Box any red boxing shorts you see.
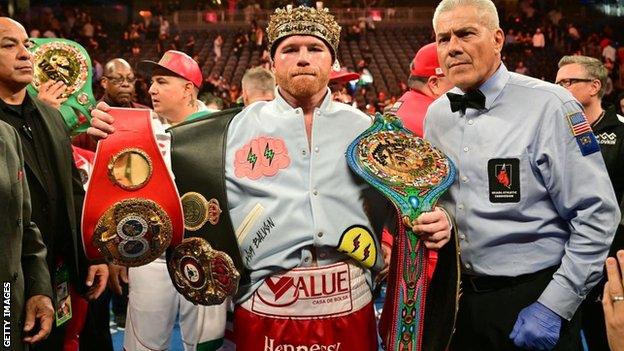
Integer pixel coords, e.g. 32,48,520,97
232,261,378,351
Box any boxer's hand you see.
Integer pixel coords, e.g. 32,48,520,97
86,101,115,139
406,207,451,249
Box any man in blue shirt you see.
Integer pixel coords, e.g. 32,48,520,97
425,0,620,350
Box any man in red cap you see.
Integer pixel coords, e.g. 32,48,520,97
93,50,228,351
329,64,360,105
138,50,209,124
391,42,454,137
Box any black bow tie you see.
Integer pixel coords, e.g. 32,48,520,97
447,90,486,113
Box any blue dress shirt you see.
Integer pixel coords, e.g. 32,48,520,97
424,64,620,320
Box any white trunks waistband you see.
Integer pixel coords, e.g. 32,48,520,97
240,261,372,319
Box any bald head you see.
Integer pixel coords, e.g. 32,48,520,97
104,58,132,77
101,58,136,107
0,17,26,33
0,17,34,96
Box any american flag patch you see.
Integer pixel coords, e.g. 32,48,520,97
567,112,592,136
566,112,600,156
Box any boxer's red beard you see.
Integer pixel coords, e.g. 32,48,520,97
276,68,329,99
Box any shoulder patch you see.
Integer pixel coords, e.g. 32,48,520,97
566,112,600,156
567,112,592,136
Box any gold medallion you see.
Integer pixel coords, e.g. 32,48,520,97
168,237,240,305
107,148,153,190
31,41,89,97
93,198,172,267
181,192,209,231
181,193,222,230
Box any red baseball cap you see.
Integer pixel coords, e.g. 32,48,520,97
410,42,444,78
329,68,360,84
138,50,202,88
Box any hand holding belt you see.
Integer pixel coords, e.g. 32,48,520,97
447,89,486,114
81,108,183,266
346,112,456,351
27,38,96,134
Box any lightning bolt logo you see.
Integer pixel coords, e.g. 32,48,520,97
351,233,362,253
336,225,377,269
247,148,257,169
264,143,275,166
362,243,371,262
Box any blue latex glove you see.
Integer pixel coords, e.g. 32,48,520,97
509,302,562,350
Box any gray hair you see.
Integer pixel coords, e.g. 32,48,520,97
433,0,500,32
558,55,608,98
407,75,427,90
242,67,276,94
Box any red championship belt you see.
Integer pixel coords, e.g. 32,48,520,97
81,108,183,266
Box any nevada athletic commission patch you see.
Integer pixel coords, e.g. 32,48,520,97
488,158,520,203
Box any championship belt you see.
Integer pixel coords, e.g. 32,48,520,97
168,237,239,305
81,108,183,266
167,108,245,305
346,112,456,351
27,38,96,134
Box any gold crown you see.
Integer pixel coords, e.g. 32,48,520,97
267,6,341,57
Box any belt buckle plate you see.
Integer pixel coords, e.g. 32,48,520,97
167,237,240,305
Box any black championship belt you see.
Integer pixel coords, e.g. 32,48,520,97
168,107,250,305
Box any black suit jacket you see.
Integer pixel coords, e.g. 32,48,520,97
0,95,88,294
0,120,52,351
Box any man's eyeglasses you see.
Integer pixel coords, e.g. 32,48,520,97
104,76,137,85
555,78,595,88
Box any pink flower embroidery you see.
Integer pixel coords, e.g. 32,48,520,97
234,137,291,180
